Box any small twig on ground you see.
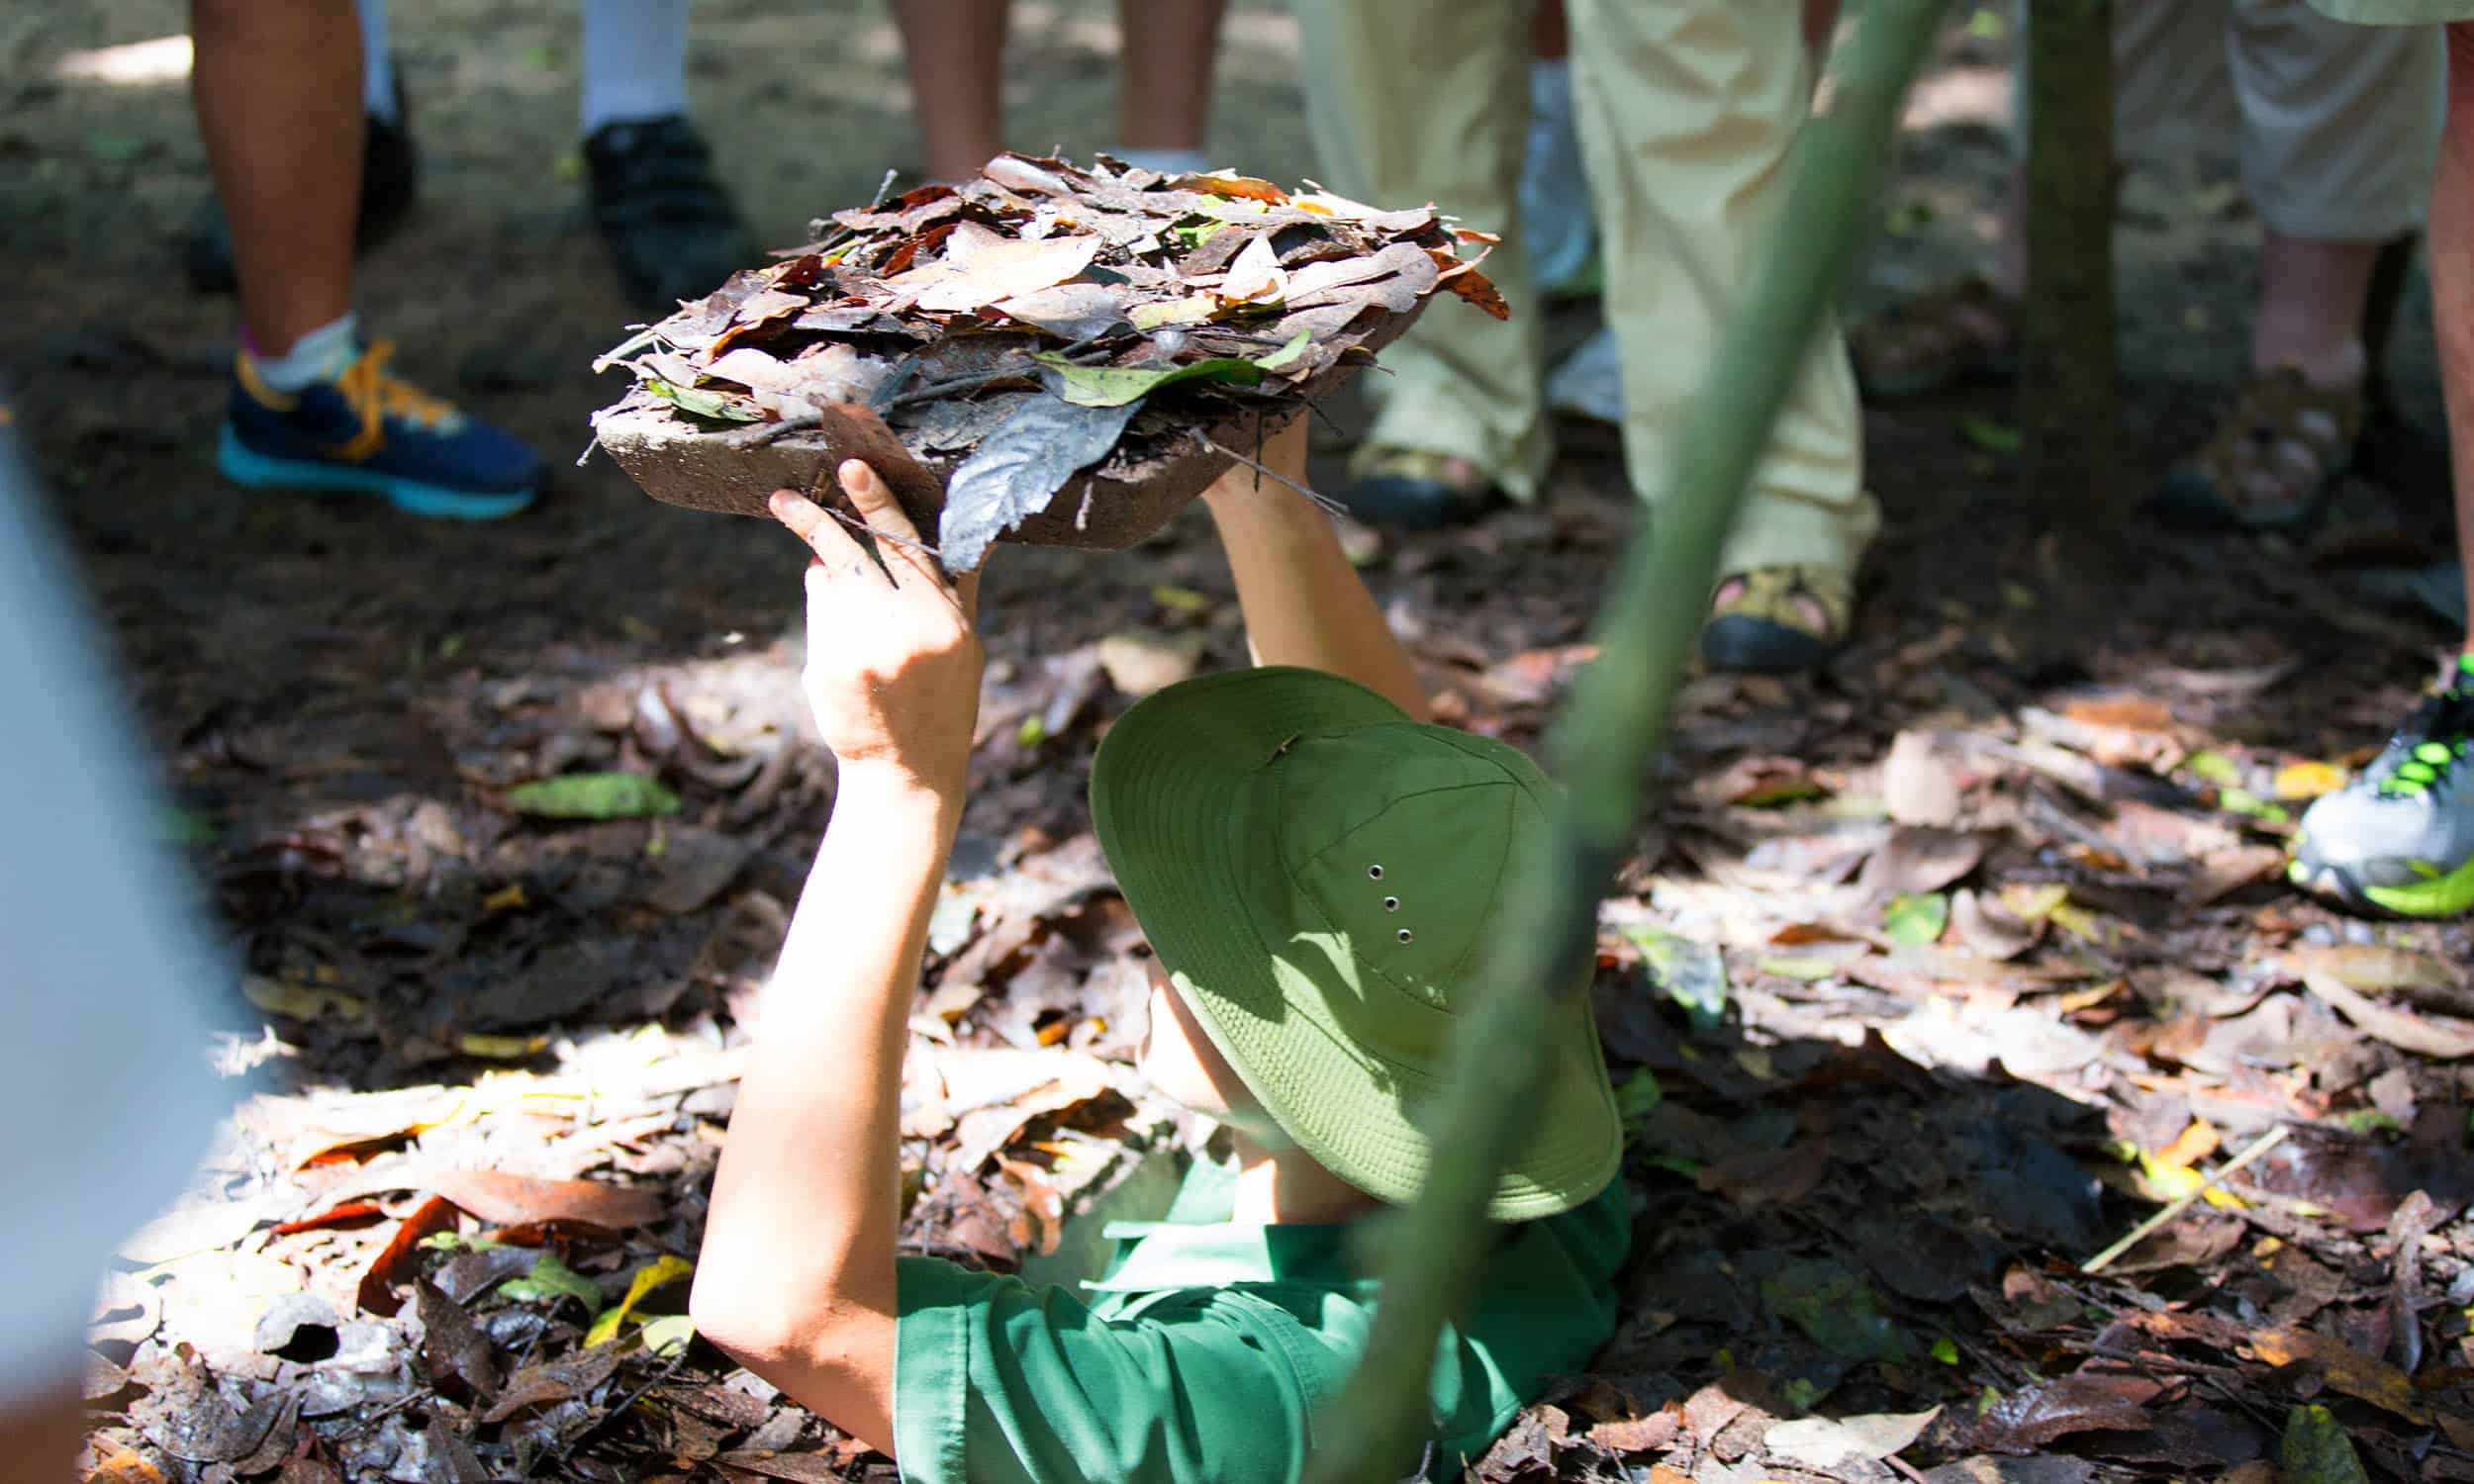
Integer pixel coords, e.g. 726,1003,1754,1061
1198,434,1348,518
2080,1125,2289,1274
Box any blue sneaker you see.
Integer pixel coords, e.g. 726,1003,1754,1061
218,340,541,520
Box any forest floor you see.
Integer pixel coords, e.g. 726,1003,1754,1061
6,2,2473,1481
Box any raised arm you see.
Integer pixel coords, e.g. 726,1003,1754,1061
1201,417,1430,719
690,461,983,1455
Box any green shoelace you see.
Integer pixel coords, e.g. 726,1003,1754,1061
2377,654,2474,799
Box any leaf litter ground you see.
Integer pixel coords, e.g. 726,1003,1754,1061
13,6,2474,1482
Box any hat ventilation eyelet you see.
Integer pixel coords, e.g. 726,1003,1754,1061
1396,928,1414,944
1382,895,1399,911
1367,864,1384,880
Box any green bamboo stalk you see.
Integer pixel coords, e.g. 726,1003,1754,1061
1301,4,1950,1479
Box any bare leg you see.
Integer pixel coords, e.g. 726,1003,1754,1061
2440,25,2474,654
190,0,360,355
1116,0,1225,153
893,0,1009,180
2251,234,2376,391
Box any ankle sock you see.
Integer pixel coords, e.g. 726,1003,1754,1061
249,315,361,393
580,0,693,136
1109,145,1212,176
356,0,399,123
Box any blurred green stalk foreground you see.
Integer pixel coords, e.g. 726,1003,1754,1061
1301,3,1952,1479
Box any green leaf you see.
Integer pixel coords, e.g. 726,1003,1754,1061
1931,1336,1960,1365
1032,351,1265,409
1958,415,2022,454
1966,7,2007,42
2281,1405,2368,1484
1624,925,1729,1034
1253,330,1312,373
1015,714,1048,748
1614,1070,1664,1127
639,1313,698,1358
1151,584,1212,612
160,807,221,846
2185,749,2243,787
499,1252,604,1316
1882,891,1950,947
505,772,682,820
1761,1259,1914,1363
2218,788,2291,825
644,377,763,423
1758,955,1840,982
1642,1153,1704,1178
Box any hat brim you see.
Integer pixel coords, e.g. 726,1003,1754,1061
1092,666,1621,1221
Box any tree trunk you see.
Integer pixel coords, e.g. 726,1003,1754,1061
1299,3,1950,1479
2023,0,2121,551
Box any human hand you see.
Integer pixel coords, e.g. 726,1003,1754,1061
770,460,983,797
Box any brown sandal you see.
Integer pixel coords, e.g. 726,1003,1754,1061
1851,276,2021,401
2152,365,2361,531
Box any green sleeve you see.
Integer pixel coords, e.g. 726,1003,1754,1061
895,1256,1327,1484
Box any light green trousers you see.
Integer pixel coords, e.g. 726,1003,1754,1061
1295,0,1880,578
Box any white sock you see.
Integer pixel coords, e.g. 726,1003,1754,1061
356,0,399,122
251,314,361,392
1109,145,1213,177
579,0,693,136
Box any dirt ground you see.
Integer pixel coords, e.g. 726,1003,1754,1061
7,3,2474,1482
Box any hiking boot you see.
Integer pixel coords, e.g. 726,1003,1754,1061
183,93,419,295
218,340,541,520
585,116,755,315
2289,654,2474,918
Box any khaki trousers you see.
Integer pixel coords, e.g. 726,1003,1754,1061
1295,0,1879,578
2101,0,2443,240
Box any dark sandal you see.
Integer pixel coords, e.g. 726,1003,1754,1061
1339,445,1497,530
1701,565,1854,674
1851,276,2021,401
2152,365,2361,531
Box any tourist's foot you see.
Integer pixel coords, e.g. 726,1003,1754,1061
585,116,756,315
1338,445,1498,530
1701,565,1854,674
183,95,419,296
2152,365,2361,531
2289,655,2474,919
1849,276,2019,401
219,340,541,520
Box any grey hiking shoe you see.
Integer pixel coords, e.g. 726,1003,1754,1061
2288,654,2474,918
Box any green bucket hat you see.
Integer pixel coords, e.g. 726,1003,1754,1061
1091,666,1622,1221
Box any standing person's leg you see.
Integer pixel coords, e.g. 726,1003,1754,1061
192,0,542,519
1113,0,1223,175
894,0,1011,181
2290,6,2474,920
1562,0,1877,671
182,0,417,294
1295,0,1546,526
579,0,754,313
2155,0,2442,527
191,0,360,357
1523,0,1596,301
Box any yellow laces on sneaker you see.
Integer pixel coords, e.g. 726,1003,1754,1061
330,341,460,461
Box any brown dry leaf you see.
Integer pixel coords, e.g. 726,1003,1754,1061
2299,970,2474,1060
2185,845,2286,904
482,1346,623,1424
1965,1375,2151,1450
715,1449,858,1483
1586,1410,1681,1454
1949,888,2042,961
942,1049,1115,1171
887,233,1102,313
1859,826,1986,897
426,1169,666,1229
2062,694,2175,733
1696,1141,1829,1208
2287,943,2462,995
2243,1324,2430,1423
1884,729,1965,826
2150,1119,2221,1171
1094,630,1205,699
356,1194,458,1318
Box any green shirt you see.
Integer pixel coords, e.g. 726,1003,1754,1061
893,1159,1629,1484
